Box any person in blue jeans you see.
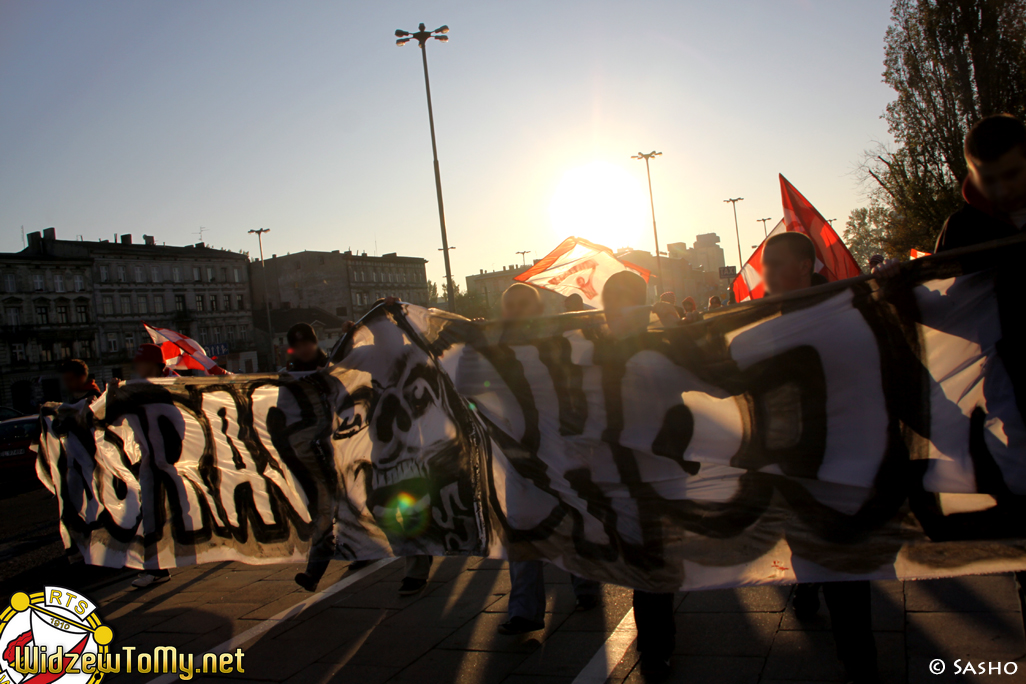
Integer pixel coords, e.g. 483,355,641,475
499,559,601,634
492,284,605,634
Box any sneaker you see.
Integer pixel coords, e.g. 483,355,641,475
398,577,427,596
497,616,545,635
131,572,171,589
294,572,319,592
576,594,600,612
638,653,671,680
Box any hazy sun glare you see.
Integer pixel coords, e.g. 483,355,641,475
548,161,650,252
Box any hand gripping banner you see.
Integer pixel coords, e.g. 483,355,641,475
35,235,1026,592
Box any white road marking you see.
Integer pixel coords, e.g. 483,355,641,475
145,558,399,684
571,607,637,684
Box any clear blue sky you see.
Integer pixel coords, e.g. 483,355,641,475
0,1,896,283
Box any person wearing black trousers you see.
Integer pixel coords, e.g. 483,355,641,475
600,271,677,679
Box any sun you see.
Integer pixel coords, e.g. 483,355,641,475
548,161,650,251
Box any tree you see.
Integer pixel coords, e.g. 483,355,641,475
426,279,439,305
859,0,1026,253
843,205,892,269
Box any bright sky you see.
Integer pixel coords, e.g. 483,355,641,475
0,1,896,284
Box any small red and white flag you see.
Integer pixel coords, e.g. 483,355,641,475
144,323,230,375
732,176,862,302
910,248,932,259
514,237,650,309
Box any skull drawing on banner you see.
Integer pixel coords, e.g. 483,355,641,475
330,311,483,555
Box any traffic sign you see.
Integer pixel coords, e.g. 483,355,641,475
206,342,229,358
719,266,737,280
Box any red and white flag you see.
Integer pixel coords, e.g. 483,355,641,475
514,237,650,309
732,220,786,302
732,176,862,302
910,248,932,259
144,323,230,375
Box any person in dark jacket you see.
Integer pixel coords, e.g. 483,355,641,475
600,271,677,680
59,359,102,403
286,323,328,372
763,231,879,684
935,114,1026,253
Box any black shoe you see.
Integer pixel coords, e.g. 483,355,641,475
497,616,545,635
639,653,671,680
793,584,820,621
576,594,600,612
294,572,319,592
398,577,427,596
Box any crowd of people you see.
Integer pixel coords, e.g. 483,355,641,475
54,113,1026,683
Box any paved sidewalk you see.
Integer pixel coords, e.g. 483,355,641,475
86,557,1026,684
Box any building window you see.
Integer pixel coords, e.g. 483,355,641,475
220,267,228,282
195,294,203,311
101,296,113,315
33,274,45,291
239,324,249,341
135,266,145,283
234,268,241,283
59,342,72,359
227,326,236,343
11,343,25,362
54,274,65,292
209,294,218,311
352,291,360,305
222,294,230,310
76,304,89,322
124,332,136,356
154,297,164,314
76,340,93,358
151,266,161,282
74,275,84,291
236,294,244,310
213,327,221,343
206,267,215,282
106,333,119,352
175,294,185,312
56,305,69,324
4,274,15,293
199,327,208,345
138,297,148,315
117,266,126,282
192,266,201,281
39,346,53,363
120,296,131,314
35,305,48,324
173,267,181,283
5,307,20,326
100,266,109,282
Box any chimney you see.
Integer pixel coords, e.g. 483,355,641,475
120,234,132,245
194,242,204,248
27,231,42,250
42,227,56,240
143,235,155,246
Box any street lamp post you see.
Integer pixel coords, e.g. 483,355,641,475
632,151,665,291
396,23,456,313
723,197,745,268
515,250,531,266
247,228,274,369
757,217,773,238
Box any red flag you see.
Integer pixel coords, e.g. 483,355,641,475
514,237,649,309
780,175,862,282
733,178,863,302
144,323,230,375
910,248,932,259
